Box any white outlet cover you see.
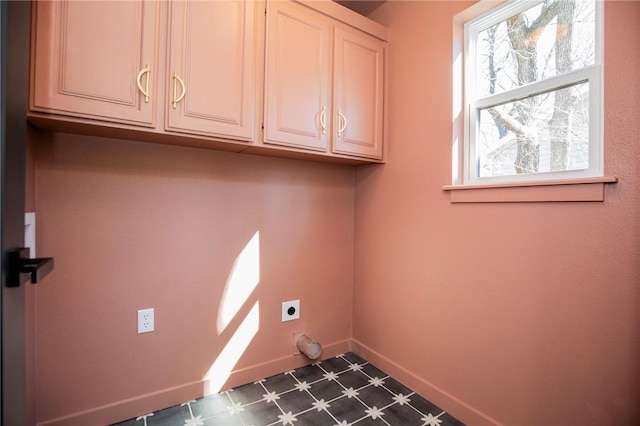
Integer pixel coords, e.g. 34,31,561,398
282,300,300,322
137,308,155,334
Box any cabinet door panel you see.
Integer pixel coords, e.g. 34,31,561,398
264,1,330,151
30,0,159,126
167,0,255,141
333,28,384,159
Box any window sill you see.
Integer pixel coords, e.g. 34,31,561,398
442,176,618,203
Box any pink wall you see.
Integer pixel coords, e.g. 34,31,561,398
32,1,640,425
354,1,640,425
34,133,354,424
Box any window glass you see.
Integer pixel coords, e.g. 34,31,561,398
477,81,589,177
475,1,596,98
465,0,601,184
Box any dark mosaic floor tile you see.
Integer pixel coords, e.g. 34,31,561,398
308,378,346,401
145,404,190,425
337,385,363,401
336,369,370,389
203,410,244,425
383,402,425,425
262,372,298,394
352,414,391,425
342,352,367,364
191,392,232,418
361,363,387,379
111,352,468,426
439,411,467,426
356,384,396,408
275,388,316,414
381,376,413,396
292,364,326,383
238,399,282,426
409,392,445,416
295,408,338,425
227,382,266,405
325,395,369,423
319,356,350,373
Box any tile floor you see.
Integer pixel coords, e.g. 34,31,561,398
113,352,465,426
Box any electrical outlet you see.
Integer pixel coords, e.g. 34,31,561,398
282,300,300,322
137,308,154,334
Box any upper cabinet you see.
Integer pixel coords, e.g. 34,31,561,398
264,1,331,152
30,0,257,144
264,1,386,160
332,27,384,159
29,0,388,164
166,1,256,141
30,0,160,127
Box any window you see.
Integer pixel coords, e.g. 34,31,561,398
463,0,603,185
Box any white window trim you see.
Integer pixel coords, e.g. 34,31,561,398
458,0,605,187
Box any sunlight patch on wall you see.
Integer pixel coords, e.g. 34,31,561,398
204,301,260,395
217,231,261,334
452,16,465,185
452,49,462,121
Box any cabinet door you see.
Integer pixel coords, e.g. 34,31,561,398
332,27,385,159
166,0,255,141
30,0,159,127
264,1,331,151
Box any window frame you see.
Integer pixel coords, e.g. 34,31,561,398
462,0,604,186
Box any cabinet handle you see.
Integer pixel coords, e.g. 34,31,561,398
172,71,186,109
319,106,326,135
136,64,151,103
337,110,347,137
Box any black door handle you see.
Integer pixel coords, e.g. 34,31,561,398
6,247,54,287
